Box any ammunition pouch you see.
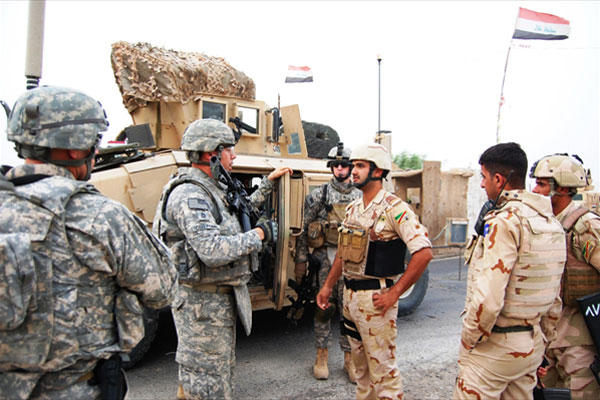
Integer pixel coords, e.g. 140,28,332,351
337,226,369,273
325,203,347,246
562,231,600,307
89,354,127,400
365,238,407,277
307,220,325,249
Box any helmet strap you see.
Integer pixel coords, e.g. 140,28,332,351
354,163,381,189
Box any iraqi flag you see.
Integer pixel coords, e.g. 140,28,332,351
513,7,570,40
285,65,313,83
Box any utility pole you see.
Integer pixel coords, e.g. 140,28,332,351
25,0,46,89
377,55,382,135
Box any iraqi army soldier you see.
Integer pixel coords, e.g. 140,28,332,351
0,86,178,399
454,143,566,399
317,143,433,400
531,154,600,399
294,142,362,382
153,118,291,400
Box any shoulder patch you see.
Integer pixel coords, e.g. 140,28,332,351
188,198,209,211
384,193,402,207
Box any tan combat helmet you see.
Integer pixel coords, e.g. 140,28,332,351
530,153,590,189
350,143,392,188
350,143,392,172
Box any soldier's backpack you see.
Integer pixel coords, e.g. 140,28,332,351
0,174,93,371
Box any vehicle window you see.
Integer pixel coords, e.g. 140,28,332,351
202,101,226,122
237,106,259,135
287,132,301,154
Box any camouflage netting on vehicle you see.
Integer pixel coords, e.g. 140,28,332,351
111,41,256,113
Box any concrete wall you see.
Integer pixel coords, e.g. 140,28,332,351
390,161,473,258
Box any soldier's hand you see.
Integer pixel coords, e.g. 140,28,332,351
294,262,307,284
267,166,293,181
316,286,333,310
256,218,278,244
372,288,398,314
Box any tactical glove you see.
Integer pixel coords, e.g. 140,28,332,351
256,218,278,244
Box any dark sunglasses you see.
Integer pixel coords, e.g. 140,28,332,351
330,160,352,168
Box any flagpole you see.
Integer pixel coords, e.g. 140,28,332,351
496,43,513,144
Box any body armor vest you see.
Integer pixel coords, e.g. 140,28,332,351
307,182,359,249
0,176,136,371
496,193,566,321
155,169,249,284
338,194,406,278
560,206,600,306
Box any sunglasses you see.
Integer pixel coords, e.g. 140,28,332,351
330,161,352,168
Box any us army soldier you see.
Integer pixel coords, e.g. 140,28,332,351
294,142,361,382
317,143,433,400
153,119,291,400
454,143,566,399
531,154,600,399
0,86,178,400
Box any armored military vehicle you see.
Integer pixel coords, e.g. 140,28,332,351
86,41,429,365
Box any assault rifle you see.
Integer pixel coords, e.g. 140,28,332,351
210,155,261,271
286,253,320,323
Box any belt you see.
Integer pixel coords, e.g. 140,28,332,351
492,325,533,333
344,277,394,291
184,283,233,294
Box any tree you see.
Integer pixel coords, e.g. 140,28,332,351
393,151,425,170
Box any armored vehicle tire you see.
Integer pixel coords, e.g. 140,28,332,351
396,268,429,317
123,307,159,370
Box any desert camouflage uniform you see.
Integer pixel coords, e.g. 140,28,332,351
542,200,600,399
455,190,566,400
154,166,273,400
0,163,178,400
341,188,431,400
296,179,361,351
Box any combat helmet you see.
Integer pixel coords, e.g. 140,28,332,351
181,119,236,153
350,143,392,188
326,142,352,168
530,153,590,189
7,86,108,152
350,143,392,172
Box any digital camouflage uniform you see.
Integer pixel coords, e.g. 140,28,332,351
295,179,361,351
154,166,273,400
339,188,431,400
455,190,566,400
542,200,600,399
0,163,178,400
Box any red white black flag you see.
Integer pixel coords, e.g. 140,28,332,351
513,7,570,40
285,65,313,83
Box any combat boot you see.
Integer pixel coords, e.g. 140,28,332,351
343,351,357,384
176,384,186,400
313,347,329,380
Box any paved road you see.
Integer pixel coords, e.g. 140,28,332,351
126,257,467,400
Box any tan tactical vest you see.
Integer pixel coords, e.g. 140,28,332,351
497,193,566,320
307,183,356,248
560,207,600,306
338,194,405,278
325,203,347,245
